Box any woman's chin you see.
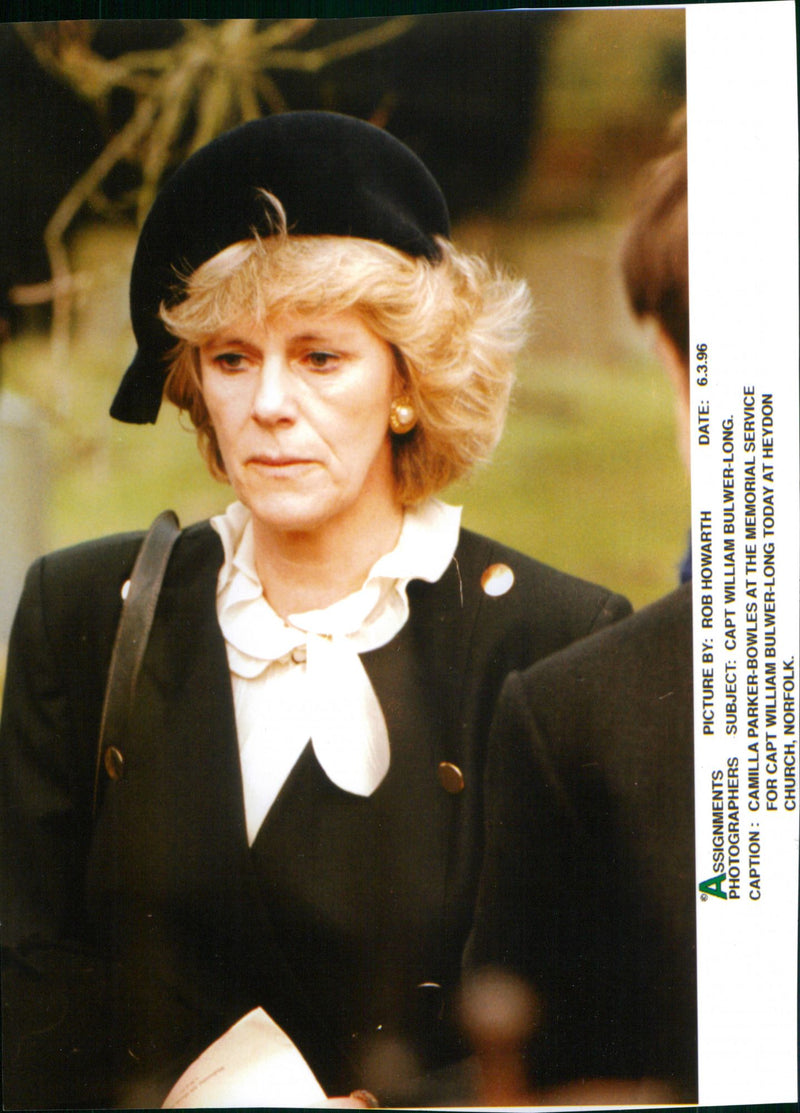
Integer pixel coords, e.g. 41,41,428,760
245,495,350,540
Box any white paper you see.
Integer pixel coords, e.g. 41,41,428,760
162,1008,326,1109
687,1,799,1106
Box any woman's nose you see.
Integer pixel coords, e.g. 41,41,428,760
252,356,297,424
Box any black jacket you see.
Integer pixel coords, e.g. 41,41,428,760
467,583,696,1101
1,520,630,1108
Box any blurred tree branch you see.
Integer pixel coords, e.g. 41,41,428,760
11,17,415,412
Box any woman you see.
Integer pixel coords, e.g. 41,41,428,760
1,112,630,1108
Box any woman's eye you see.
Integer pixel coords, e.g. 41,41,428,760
214,352,247,371
305,350,339,371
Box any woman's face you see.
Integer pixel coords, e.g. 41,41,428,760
199,308,400,540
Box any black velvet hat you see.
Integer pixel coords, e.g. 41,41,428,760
111,111,450,424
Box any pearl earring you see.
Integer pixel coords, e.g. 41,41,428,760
389,395,417,435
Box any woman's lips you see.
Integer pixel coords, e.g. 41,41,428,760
247,454,316,469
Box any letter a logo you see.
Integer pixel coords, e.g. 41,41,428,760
699,873,727,900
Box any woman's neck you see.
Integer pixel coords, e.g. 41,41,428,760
252,501,405,619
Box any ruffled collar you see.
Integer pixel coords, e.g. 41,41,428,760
210,498,461,825
211,498,460,669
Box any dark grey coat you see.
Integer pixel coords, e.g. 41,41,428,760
467,583,696,1101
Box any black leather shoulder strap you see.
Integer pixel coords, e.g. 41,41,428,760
92,510,180,819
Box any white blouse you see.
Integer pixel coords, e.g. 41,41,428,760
210,498,462,845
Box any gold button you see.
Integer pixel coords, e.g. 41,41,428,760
438,761,465,794
291,645,307,665
120,579,131,601
104,746,125,780
481,563,515,597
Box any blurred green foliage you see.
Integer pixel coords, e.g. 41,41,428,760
451,353,688,608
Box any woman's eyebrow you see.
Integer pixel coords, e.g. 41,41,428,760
202,335,252,348
290,329,356,346
292,329,337,340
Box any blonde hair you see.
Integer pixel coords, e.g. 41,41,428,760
161,201,531,504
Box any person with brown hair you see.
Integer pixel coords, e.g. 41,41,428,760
466,112,697,1103
622,109,690,475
